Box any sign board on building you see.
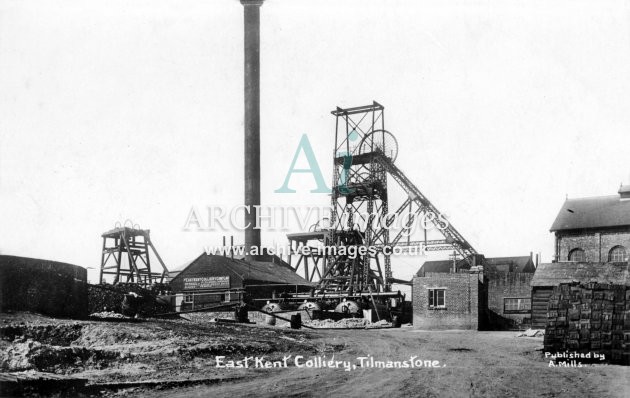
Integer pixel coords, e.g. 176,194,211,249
183,276,230,290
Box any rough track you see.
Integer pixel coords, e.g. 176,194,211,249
146,329,629,398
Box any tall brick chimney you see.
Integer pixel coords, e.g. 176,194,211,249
240,0,264,260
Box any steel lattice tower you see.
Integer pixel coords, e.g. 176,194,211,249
288,102,479,296
318,101,394,294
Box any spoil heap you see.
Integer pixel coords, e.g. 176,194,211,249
305,318,390,329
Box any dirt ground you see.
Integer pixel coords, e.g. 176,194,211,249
1,313,628,397
150,330,629,398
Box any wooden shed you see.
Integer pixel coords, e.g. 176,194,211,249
169,253,314,311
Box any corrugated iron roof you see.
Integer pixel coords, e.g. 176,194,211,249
531,262,630,286
550,195,630,231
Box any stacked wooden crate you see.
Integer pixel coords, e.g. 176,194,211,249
544,282,630,365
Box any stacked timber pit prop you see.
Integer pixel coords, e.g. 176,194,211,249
544,282,630,365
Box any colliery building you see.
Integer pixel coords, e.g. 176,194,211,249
412,255,536,330
413,267,483,330
526,183,630,330
169,253,314,312
551,185,630,263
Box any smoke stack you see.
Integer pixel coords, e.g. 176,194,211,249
241,0,264,260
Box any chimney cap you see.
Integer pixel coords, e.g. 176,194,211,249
240,0,264,5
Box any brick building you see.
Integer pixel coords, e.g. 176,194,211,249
483,256,535,329
412,270,482,330
485,271,534,329
413,254,536,330
416,255,535,276
551,185,630,263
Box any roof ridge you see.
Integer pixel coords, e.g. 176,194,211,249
566,194,619,201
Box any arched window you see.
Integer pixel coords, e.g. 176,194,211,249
608,246,627,262
568,248,585,262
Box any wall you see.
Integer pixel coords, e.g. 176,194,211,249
170,257,243,311
169,263,242,292
532,287,554,328
486,272,533,330
557,229,630,262
169,255,311,311
412,271,481,330
173,284,310,312
176,289,243,312
0,255,88,319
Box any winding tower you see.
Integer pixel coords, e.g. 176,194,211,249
288,102,479,296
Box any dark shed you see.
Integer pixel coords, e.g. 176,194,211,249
169,253,314,311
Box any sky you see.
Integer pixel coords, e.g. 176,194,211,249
1,0,630,284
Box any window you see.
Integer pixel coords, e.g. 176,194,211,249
224,291,231,302
428,289,445,309
504,298,531,313
609,246,627,262
184,293,194,303
568,248,585,262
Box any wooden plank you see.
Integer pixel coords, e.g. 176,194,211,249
368,286,381,322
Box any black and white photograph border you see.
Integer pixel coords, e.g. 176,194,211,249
1,0,629,397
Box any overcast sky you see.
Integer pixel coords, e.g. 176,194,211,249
1,0,630,283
